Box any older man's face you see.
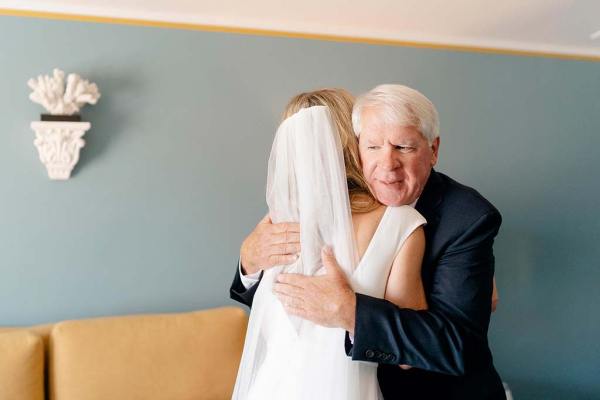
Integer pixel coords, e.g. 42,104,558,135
358,107,440,206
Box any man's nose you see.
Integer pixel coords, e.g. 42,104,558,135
379,147,399,171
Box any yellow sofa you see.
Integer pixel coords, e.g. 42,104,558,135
0,307,248,400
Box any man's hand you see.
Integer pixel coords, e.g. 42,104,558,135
240,214,301,275
273,247,357,334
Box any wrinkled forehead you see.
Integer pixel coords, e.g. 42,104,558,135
359,110,425,143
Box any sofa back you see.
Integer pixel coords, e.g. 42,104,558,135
0,330,44,400
1,307,248,400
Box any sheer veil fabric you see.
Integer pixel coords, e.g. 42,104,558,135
232,106,383,400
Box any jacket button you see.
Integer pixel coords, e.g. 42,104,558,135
365,349,375,358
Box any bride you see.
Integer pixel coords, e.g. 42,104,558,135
232,89,428,399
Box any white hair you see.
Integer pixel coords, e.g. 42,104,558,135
352,84,440,144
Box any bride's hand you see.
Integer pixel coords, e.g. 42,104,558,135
240,214,301,275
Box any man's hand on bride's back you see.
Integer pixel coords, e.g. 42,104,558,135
240,214,301,275
274,247,357,334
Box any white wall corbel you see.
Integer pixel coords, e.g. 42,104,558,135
31,121,91,180
28,68,100,180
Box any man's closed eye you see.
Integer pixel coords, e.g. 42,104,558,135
395,145,415,153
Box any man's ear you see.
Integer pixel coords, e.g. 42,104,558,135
430,137,440,167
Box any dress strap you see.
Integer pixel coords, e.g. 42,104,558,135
351,205,426,298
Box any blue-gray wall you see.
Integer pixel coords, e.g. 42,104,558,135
1,15,599,399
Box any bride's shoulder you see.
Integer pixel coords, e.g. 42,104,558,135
352,205,386,232
389,205,427,225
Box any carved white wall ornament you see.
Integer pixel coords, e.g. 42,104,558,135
31,121,91,180
28,69,100,115
28,69,100,180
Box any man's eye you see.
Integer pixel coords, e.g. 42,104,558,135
396,146,414,153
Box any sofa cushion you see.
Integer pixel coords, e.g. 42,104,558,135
0,330,44,400
49,306,248,400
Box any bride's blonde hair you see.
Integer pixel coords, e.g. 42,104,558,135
282,88,380,213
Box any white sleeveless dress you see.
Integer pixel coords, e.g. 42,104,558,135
232,106,426,400
244,206,426,400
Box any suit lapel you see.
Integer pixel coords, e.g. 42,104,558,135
415,169,443,225
415,169,444,283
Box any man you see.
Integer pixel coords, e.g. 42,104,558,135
230,84,506,399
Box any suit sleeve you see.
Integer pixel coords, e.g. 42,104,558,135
229,261,263,308
347,210,501,376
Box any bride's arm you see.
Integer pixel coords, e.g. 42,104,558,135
384,226,427,311
384,226,427,370
491,277,499,312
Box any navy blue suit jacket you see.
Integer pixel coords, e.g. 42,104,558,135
230,170,506,400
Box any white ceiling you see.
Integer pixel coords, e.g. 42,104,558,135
2,0,600,58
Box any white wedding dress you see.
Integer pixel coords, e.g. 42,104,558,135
232,106,426,400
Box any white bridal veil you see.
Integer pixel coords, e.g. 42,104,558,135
232,106,381,400
266,105,358,278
